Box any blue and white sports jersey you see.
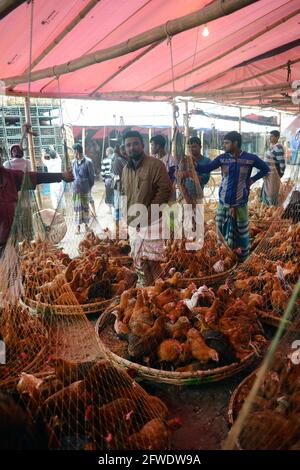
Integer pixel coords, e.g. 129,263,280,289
196,151,270,207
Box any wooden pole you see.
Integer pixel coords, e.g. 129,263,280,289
82,127,86,154
171,101,177,158
184,101,190,154
6,83,293,101
4,0,258,86
238,107,242,133
0,0,25,20
24,97,42,209
279,112,282,133
80,82,294,99
148,127,152,155
215,57,300,92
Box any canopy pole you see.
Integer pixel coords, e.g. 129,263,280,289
24,97,42,209
148,127,152,155
184,100,203,202
171,102,177,158
184,100,190,154
82,127,86,154
278,112,282,133
238,107,242,133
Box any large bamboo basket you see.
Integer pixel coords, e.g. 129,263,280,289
95,310,256,386
227,369,257,425
20,297,112,317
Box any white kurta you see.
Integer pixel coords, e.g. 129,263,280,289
42,156,66,210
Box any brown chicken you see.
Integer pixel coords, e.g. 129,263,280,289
127,418,170,450
48,357,95,385
84,360,134,404
155,288,181,308
191,298,220,325
138,395,169,422
166,301,190,323
129,290,154,337
167,316,191,339
157,339,182,363
41,380,88,431
87,398,137,448
127,316,166,359
186,329,219,364
241,292,264,309
216,284,234,305
271,276,289,311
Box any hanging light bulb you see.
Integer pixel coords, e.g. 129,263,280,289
202,24,209,37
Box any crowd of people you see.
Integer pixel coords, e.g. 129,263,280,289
0,128,290,270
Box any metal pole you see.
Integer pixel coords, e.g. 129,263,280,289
24,97,42,209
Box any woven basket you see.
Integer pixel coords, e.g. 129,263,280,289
227,369,257,425
96,311,256,386
20,297,112,316
177,263,238,288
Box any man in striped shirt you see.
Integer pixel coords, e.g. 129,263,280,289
261,130,286,206
195,131,269,260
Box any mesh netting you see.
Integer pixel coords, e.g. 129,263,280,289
0,175,177,450
224,277,300,450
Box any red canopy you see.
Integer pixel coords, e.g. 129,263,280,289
1,0,300,112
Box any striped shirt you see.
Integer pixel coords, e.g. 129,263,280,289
196,151,269,207
264,143,285,177
101,157,113,180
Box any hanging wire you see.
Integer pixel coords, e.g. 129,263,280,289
183,26,200,91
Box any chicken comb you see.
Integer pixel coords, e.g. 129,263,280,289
105,433,113,443
85,404,93,422
167,416,183,430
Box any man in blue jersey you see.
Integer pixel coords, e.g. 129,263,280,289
195,131,269,260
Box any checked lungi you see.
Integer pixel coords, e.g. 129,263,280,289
216,203,249,261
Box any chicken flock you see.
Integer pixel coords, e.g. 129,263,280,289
107,273,267,371
12,359,179,450
21,235,137,307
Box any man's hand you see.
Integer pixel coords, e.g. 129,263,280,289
62,170,74,183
